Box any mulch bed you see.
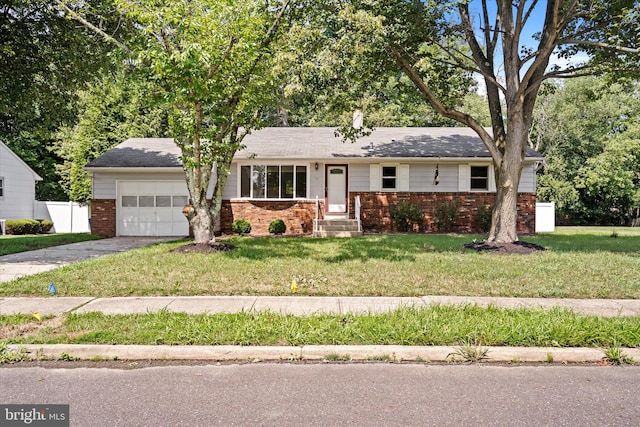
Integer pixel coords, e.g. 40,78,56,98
170,242,236,253
463,240,545,254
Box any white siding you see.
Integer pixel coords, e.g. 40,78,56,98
409,163,458,192
310,163,323,199
0,142,39,219
518,163,537,192
92,171,219,200
349,164,369,192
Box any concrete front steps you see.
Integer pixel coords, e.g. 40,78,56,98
313,219,362,238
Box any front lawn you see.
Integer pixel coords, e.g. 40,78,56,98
0,233,104,256
2,227,639,299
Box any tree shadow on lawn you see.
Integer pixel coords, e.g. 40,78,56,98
222,234,479,263
220,233,639,264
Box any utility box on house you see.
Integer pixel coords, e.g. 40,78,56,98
535,202,555,232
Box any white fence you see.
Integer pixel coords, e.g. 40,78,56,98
34,201,90,233
535,202,555,233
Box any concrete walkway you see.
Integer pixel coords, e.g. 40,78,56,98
0,237,176,282
2,295,640,317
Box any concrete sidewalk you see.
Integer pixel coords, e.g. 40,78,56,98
0,237,177,282
2,295,640,317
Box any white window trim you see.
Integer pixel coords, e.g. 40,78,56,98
469,164,491,192
236,162,310,200
380,163,399,192
459,164,495,192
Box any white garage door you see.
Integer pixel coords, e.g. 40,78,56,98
118,181,189,236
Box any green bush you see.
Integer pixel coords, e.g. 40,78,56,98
433,201,460,232
390,200,424,232
475,205,493,233
38,219,54,233
268,219,287,235
6,219,40,235
231,218,252,235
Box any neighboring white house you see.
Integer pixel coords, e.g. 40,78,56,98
0,140,42,221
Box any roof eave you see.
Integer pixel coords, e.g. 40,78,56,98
85,167,183,173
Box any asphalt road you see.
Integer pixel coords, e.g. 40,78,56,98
2,363,639,426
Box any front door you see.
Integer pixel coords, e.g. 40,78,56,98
326,165,347,213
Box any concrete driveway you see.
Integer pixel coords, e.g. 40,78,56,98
0,237,178,282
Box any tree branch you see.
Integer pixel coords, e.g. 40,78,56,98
561,39,640,54
52,0,132,55
389,46,503,165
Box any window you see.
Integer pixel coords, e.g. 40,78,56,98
121,195,188,208
240,165,307,199
0,177,3,197
470,166,489,190
381,166,397,190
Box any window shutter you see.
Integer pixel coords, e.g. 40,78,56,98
370,164,381,191
458,164,470,192
398,164,410,191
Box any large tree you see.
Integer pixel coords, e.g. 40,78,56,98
56,0,295,244
1,0,122,199
321,0,639,243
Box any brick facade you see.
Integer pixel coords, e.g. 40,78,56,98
90,199,116,237
349,192,536,234
90,193,536,237
220,200,321,235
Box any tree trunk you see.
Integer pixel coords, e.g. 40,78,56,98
183,161,216,245
487,122,526,243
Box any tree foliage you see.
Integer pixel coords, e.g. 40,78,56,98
58,0,296,243
54,71,170,203
533,77,640,224
0,0,124,199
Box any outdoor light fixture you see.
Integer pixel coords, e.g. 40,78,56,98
434,164,440,185
315,162,319,170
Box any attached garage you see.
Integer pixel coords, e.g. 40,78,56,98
117,181,189,236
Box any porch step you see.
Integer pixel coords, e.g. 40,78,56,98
313,219,362,238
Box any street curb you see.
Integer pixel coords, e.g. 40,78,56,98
10,344,640,364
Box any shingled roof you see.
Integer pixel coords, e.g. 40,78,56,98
86,127,543,168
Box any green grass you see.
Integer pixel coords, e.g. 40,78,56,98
1,227,638,299
3,305,639,348
0,233,104,256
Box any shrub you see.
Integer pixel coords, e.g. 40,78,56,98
38,219,54,234
231,218,251,235
5,219,40,235
390,201,424,232
433,201,460,232
268,219,287,235
475,205,493,233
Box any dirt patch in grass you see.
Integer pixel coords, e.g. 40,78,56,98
170,242,236,254
0,316,65,340
463,240,545,254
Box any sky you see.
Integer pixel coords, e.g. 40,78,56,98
464,0,590,93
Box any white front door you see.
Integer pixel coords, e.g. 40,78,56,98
327,166,347,213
